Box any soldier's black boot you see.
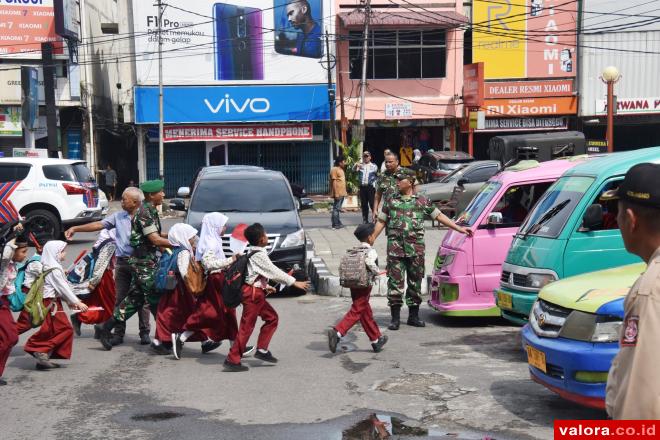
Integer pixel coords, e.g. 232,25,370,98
388,306,401,331
99,318,117,351
407,306,426,327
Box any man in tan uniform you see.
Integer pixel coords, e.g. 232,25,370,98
605,163,660,419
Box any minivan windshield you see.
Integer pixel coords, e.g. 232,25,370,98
517,176,595,239
455,181,502,226
190,178,295,213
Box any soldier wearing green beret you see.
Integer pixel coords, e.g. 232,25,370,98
97,180,172,352
369,169,473,330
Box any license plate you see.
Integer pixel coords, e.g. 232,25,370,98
526,345,547,373
497,291,513,310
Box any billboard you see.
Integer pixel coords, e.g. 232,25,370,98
0,107,21,137
54,0,79,40
484,96,577,116
473,0,577,80
132,0,332,85
0,0,63,58
463,63,484,108
21,67,39,130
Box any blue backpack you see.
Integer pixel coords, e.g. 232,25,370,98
8,255,40,312
155,248,183,294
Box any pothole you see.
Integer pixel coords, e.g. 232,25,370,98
130,411,184,422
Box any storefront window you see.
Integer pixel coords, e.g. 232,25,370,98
348,30,446,80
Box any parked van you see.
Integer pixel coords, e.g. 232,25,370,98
495,147,660,325
522,263,643,409
489,131,586,165
428,157,590,317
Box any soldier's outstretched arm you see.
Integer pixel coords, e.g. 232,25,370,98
435,212,473,237
369,220,386,245
147,232,172,248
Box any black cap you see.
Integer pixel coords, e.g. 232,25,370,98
354,223,375,241
604,163,660,208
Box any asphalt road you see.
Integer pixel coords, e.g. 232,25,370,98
2,215,606,440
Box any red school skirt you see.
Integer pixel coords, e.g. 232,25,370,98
23,298,74,359
184,272,238,343
155,281,203,343
78,270,116,325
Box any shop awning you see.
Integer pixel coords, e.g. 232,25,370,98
338,10,468,29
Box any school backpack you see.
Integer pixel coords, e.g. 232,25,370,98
7,255,41,312
221,251,258,308
23,268,55,328
66,251,95,285
155,248,183,294
339,246,371,289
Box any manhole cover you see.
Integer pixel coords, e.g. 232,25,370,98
131,411,184,422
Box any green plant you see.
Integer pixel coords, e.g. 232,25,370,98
335,139,361,195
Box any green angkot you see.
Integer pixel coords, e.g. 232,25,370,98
379,193,440,307
114,201,162,321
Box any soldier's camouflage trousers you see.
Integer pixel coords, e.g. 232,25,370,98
113,258,159,322
386,254,425,308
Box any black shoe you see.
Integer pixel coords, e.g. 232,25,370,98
139,333,151,345
93,325,102,340
150,342,171,356
242,345,256,357
388,306,401,331
223,360,249,372
254,350,278,363
201,340,222,354
407,306,426,328
98,318,116,351
172,333,183,360
0,378,7,385
327,328,339,353
70,314,81,336
372,335,389,353
110,335,124,346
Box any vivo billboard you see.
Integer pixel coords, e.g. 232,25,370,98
132,0,332,85
134,84,330,123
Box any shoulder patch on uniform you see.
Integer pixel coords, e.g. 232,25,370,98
621,315,639,347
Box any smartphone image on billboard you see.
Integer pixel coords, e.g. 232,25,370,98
213,3,264,80
274,0,323,59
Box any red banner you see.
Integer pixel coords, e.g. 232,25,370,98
163,124,314,142
463,63,484,107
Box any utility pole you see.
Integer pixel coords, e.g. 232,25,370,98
324,30,336,154
358,0,371,156
157,0,165,180
79,0,96,173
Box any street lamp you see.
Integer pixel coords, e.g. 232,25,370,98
600,66,621,153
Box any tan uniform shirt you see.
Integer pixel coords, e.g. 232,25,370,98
329,166,347,198
606,246,660,419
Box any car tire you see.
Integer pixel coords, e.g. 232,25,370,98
25,209,60,239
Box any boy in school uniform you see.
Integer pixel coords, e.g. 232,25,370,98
328,223,388,353
223,223,310,372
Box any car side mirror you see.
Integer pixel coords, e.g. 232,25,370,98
580,204,603,231
169,198,186,212
177,186,190,198
457,178,469,186
486,212,503,228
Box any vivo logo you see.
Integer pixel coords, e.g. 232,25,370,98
204,94,271,114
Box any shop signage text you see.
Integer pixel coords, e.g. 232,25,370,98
485,80,574,99
477,116,568,132
0,0,63,57
134,85,330,123
163,124,313,142
586,139,608,154
595,97,660,115
385,103,413,119
484,97,577,116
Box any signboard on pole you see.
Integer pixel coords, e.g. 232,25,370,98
463,63,484,108
54,0,79,41
21,67,39,130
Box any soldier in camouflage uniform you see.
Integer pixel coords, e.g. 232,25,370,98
370,169,473,330
372,152,400,222
98,180,172,351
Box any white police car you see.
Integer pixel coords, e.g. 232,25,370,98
0,158,103,237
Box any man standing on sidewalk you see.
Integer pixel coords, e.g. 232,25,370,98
355,151,378,224
605,163,660,420
370,169,472,330
65,187,152,346
373,152,400,222
329,156,347,230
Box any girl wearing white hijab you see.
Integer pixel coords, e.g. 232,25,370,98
153,224,200,355
173,212,243,360
23,241,88,370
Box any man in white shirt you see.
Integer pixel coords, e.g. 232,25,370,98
355,151,379,223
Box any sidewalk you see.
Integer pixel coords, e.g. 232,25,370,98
306,223,447,297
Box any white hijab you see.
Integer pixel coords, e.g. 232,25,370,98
42,240,67,270
168,223,198,254
195,212,229,261
93,228,116,249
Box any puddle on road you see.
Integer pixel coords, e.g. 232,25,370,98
343,413,495,439
131,411,184,422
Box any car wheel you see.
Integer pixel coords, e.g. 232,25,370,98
25,209,60,239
